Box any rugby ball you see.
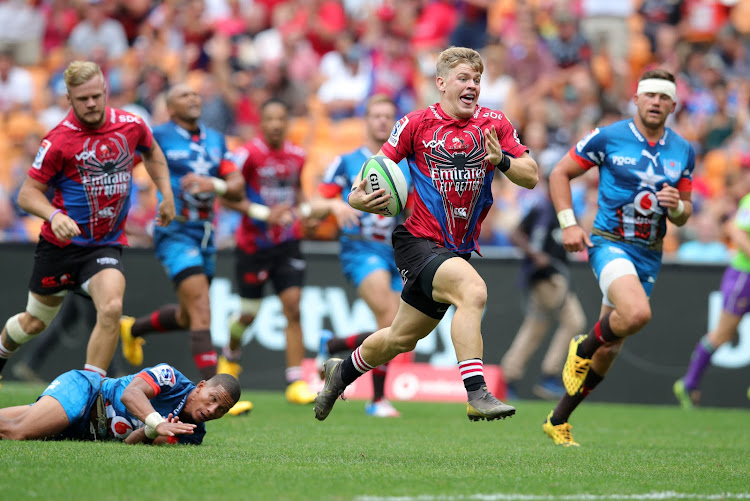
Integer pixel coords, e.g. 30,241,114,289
359,155,408,217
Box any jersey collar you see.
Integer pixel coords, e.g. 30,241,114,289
64,106,112,130
433,103,480,125
173,121,206,141
628,119,669,146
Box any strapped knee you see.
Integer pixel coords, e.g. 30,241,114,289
229,298,262,342
26,292,64,329
6,313,34,345
239,298,262,317
598,258,637,307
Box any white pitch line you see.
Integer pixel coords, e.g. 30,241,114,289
356,492,750,501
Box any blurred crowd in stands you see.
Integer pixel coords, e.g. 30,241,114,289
0,0,749,264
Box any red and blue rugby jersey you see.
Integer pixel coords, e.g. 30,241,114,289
28,107,153,247
233,136,306,254
381,103,527,254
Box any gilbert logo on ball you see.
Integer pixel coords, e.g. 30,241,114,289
358,155,408,217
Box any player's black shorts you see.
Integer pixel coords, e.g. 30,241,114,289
28,237,125,295
235,240,306,299
392,224,470,319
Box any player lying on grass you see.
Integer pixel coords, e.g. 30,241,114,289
0,363,240,444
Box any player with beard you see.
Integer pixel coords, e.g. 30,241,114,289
314,46,538,422
216,98,317,405
543,69,694,446
118,83,244,384
0,61,174,388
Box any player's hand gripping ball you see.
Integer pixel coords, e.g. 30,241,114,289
358,155,408,217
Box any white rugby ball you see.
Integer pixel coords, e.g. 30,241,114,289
359,155,408,217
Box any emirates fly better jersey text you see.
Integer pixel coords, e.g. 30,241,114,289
382,104,528,253
29,107,153,247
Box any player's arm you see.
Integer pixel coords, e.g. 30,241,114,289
548,152,592,252
220,195,293,226
141,141,176,227
312,156,360,226
309,194,360,228
346,149,393,214
120,376,196,445
222,170,245,201
124,413,183,445
182,169,245,202
17,176,81,242
311,176,361,228
483,125,538,189
657,182,692,227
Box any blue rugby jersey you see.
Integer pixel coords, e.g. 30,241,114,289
152,121,237,226
101,363,206,444
570,119,695,246
319,146,411,246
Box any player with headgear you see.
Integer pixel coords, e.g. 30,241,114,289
543,69,694,446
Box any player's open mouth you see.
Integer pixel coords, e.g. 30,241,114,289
460,95,475,105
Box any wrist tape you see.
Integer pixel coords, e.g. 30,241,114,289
557,208,577,229
144,412,165,439
668,199,685,218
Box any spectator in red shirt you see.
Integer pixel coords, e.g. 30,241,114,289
40,0,80,57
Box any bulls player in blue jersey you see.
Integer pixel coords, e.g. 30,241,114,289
543,69,694,446
119,83,244,385
0,61,175,388
313,95,412,417
0,363,240,444
314,47,538,422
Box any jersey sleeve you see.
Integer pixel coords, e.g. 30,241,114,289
676,144,695,193
232,145,252,174
136,363,179,396
569,127,608,170
382,112,419,163
135,118,154,153
218,137,239,178
495,114,528,159
27,133,63,185
219,157,239,178
319,156,347,198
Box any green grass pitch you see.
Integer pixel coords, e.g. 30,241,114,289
1,382,748,500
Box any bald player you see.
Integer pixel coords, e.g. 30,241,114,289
119,83,244,382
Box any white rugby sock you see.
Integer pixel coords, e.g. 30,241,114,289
84,364,106,377
351,346,375,374
0,340,17,359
